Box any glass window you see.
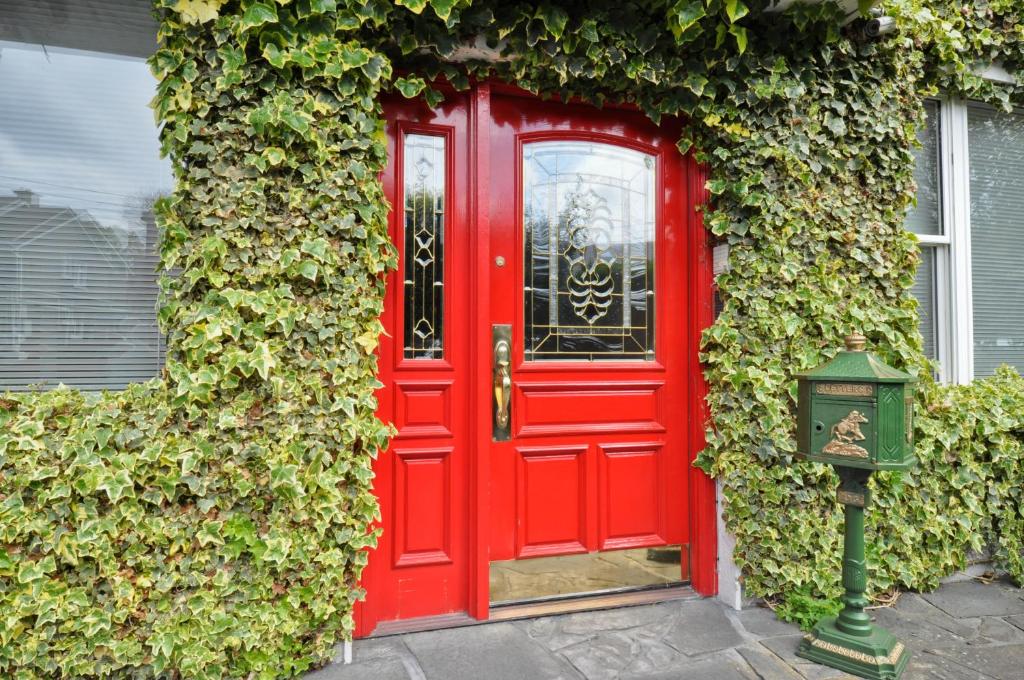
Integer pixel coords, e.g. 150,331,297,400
402,134,446,359
523,141,656,361
906,100,945,364
0,2,171,391
968,103,1024,377
911,247,938,360
906,100,943,237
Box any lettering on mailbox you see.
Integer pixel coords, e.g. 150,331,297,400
815,382,874,397
837,490,866,507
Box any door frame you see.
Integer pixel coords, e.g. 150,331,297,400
359,80,717,634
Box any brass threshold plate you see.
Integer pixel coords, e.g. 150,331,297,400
368,584,697,637
489,584,697,622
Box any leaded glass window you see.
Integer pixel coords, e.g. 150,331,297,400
523,141,656,361
402,134,445,359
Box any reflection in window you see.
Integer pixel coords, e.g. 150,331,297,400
907,100,942,237
402,134,446,359
523,141,655,361
911,247,938,361
968,104,1024,376
0,39,172,390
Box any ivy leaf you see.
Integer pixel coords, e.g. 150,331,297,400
685,72,709,96
824,112,847,136
536,4,569,40
251,341,276,380
300,237,331,261
428,0,459,21
355,331,379,355
99,469,135,503
730,24,748,54
396,0,428,14
394,76,427,98
297,260,319,281
339,45,372,69
173,0,225,24
280,108,312,134
361,55,386,82
669,1,706,39
302,0,337,15
262,146,287,165
239,2,278,32
270,464,299,490
724,0,749,23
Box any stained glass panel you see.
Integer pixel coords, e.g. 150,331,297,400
403,134,445,359
523,141,656,361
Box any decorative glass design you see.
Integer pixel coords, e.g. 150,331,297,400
523,141,656,361
403,134,446,359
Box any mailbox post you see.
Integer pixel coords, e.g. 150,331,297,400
794,332,916,680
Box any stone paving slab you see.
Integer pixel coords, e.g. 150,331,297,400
927,643,1024,679
404,621,584,680
619,650,755,680
661,598,746,656
922,581,1024,619
736,645,805,679
308,580,1024,679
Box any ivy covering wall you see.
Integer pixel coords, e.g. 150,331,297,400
0,0,1021,677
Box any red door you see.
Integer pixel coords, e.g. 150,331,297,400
487,94,690,568
358,85,714,637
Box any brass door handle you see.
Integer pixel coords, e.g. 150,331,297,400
494,340,511,428
492,325,512,441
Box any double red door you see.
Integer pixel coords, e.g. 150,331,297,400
358,85,714,637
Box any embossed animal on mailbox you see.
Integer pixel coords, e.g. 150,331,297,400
831,410,868,444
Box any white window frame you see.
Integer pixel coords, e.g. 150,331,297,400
920,81,1021,384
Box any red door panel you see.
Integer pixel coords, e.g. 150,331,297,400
514,380,666,437
598,442,667,549
515,444,590,558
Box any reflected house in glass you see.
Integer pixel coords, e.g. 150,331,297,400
0,189,162,390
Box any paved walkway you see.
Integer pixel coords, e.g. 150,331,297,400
310,579,1024,679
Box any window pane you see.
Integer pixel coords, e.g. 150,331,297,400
523,141,656,361
968,103,1024,376
911,246,938,361
402,134,445,359
0,7,171,391
906,100,942,236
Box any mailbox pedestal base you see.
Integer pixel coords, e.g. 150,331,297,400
796,467,909,679
798,618,908,680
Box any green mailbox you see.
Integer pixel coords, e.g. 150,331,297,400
794,333,917,680
797,332,916,471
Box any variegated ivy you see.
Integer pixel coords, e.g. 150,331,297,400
1,1,1022,678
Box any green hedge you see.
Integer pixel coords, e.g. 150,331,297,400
1,1,1022,677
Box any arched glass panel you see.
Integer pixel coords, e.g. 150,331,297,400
523,141,655,361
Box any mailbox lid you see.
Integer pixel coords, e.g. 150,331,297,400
796,348,915,384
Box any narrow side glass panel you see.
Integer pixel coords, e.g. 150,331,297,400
523,141,656,361
403,134,445,359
